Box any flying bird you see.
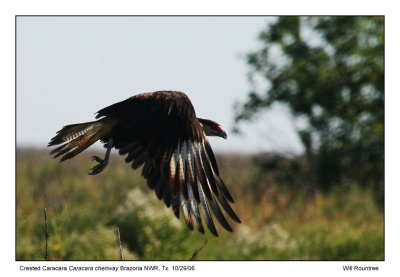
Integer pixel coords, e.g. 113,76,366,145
48,91,241,237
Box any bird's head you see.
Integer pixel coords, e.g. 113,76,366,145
198,118,228,139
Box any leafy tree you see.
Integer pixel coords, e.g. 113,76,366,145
235,17,383,197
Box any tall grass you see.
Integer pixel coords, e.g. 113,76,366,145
16,148,383,260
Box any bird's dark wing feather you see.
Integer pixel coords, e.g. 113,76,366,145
96,91,240,236
139,139,241,237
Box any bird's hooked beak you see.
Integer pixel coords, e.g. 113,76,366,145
219,130,228,139
200,118,228,139
214,125,228,139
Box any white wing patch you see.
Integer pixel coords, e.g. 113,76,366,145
169,154,176,175
178,140,186,182
186,140,195,181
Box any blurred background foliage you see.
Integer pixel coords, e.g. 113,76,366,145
16,16,383,260
16,149,383,260
234,16,384,203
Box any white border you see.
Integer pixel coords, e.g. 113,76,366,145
2,0,399,275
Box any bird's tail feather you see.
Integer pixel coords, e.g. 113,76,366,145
48,119,115,161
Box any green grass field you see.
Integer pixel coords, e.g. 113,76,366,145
16,148,383,260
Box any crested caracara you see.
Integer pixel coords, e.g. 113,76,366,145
48,91,241,237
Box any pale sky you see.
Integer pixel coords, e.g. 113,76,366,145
16,16,304,154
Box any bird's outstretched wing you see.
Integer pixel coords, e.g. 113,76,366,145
96,91,241,236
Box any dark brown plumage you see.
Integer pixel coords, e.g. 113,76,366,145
48,91,241,237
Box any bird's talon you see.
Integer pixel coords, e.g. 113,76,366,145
91,156,103,162
88,161,107,175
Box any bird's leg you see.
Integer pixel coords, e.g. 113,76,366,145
89,138,114,175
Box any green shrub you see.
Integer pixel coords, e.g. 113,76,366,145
16,149,383,260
